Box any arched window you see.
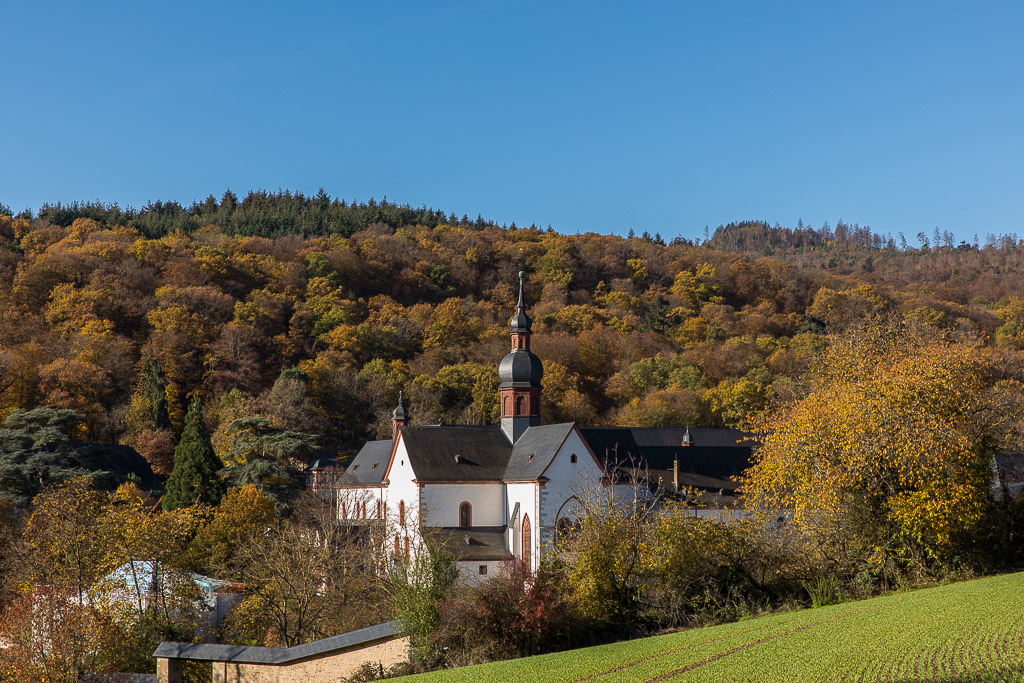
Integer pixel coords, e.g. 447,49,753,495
522,515,532,569
399,500,406,526
570,453,578,464
340,501,347,518
459,502,472,527
404,536,411,561
376,500,381,519
394,534,400,557
516,395,525,415
504,396,511,415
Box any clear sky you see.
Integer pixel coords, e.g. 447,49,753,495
2,1,1022,242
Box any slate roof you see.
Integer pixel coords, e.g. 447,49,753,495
431,526,512,561
505,423,575,481
153,620,403,663
579,427,755,484
338,440,391,486
341,426,754,490
401,426,510,482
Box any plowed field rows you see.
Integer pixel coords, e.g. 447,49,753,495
400,571,1024,682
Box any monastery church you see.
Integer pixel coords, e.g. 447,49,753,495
338,273,753,578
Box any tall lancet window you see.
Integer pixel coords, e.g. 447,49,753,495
522,515,532,569
459,502,472,527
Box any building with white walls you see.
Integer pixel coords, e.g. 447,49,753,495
337,272,754,579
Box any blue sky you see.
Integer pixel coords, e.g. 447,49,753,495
2,1,1022,242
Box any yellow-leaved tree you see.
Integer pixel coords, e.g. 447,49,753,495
742,320,1024,574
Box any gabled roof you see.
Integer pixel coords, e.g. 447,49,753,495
401,426,510,482
579,427,755,481
338,439,392,486
504,423,574,481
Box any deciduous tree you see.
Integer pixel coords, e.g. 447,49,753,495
743,321,1024,570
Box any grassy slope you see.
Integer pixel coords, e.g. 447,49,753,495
400,571,1024,682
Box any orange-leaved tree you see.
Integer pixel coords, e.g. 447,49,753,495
742,320,1024,574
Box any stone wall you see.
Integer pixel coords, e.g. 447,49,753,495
206,637,410,683
154,621,408,683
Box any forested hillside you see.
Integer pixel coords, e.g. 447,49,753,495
5,193,1024,677
2,192,1024,500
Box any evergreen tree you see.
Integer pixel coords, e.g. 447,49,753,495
162,395,224,510
140,358,171,431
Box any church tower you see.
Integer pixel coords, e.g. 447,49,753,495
498,271,543,443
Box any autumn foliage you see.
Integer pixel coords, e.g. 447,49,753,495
743,321,1024,571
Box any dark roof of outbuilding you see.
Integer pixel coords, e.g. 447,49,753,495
338,440,392,486
995,452,1024,499
647,470,740,492
401,426,510,482
505,423,575,481
995,452,1024,481
153,620,403,663
306,455,342,472
431,526,512,561
579,427,755,480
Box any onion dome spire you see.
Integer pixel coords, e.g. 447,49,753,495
392,390,409,422
509,270,532,332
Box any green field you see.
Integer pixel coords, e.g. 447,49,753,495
400,571,1024,682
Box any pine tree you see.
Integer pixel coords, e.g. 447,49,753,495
140,358,171,430
162,395,224,510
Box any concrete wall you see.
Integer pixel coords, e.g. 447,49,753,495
384,439,420,532
338,487,384,521
420,482,505,527
456,559,506,584
504,482,538,570
541,428,604,527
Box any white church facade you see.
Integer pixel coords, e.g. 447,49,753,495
337,273,753,578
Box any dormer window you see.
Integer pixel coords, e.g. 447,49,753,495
372,463,377,470
527,453,534,463
454,454,462,463
352,465,358,471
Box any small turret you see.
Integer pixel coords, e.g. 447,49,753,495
392,391,409,439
